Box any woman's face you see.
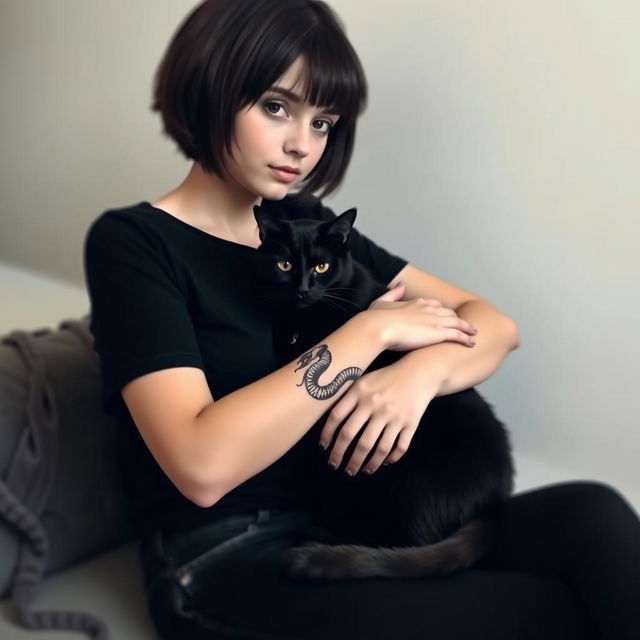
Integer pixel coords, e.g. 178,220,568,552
224,57,340,200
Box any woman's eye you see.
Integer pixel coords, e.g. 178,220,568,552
277,260,293,272
314,263,330,274
313,120,333,135
263,99,334,135
264,101,285,116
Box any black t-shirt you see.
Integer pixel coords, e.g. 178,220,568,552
83,195,408,537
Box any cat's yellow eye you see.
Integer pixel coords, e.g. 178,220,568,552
277,260,293,272
314,263,330,274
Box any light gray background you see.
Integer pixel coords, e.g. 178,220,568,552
1,0,638,510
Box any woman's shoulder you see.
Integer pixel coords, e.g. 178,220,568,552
86,201,164,242
90,200,154,226
84,201,171,267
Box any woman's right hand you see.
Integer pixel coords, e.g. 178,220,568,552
365,281,478,351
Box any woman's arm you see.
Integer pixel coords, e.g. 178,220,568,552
315,264,519,476
124,279,476,508
395,298,519,396
191,313,386,504
387,264,520,395
123,311,385,509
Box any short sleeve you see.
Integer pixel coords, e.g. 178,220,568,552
83,211,204,416
310,198,409,285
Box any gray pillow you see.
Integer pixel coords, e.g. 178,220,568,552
0,315,136,637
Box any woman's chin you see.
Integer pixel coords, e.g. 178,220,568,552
263,187,294,201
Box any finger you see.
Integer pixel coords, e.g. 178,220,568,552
344,416,389,475
388,280,406,292
320,392,359,449
442,327,477,346
440,317,478,336
376,281,405,302
327,407,371,470
433,307,457,317
360,422,402,474
450,318,478,334
381,424,415,465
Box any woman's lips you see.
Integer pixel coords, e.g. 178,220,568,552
270,166,299,183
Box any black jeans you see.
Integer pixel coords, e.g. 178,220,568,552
138,481,640,639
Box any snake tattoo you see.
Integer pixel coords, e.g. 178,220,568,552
294,344,362,400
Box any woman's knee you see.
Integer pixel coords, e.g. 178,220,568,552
506,480,635,538
548,481,636,534
558,480,628,510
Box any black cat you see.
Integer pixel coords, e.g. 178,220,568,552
252,204,515,580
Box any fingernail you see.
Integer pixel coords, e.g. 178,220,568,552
363,468,373,475
328,461,337,470
397,280,405,287
346,469,354,476
319,441,327,450
469,340,476,346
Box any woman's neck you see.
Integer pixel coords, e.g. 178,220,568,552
152,162,263,245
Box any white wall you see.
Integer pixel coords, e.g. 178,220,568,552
1,1,638,510
324,0,640,510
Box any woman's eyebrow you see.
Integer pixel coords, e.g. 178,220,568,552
266,86,340,116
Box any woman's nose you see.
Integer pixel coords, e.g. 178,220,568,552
283,123,311,158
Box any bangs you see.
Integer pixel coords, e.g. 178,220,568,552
153,0,367,198
239,4,367,120
292,35,367,119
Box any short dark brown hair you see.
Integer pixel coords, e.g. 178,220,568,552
151,0,368,199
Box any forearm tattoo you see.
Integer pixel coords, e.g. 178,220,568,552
294,344,362,400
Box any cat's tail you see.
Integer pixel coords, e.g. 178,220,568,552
284,518,494,581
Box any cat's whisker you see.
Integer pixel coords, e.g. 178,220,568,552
319,296,354,314
325,285,359,293
323,290,359,301
322,293,361,311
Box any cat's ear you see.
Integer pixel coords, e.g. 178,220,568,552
326,208,357,244
253,205,281,242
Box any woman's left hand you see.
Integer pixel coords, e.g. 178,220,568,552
319,359,440,476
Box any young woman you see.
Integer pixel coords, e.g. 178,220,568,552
83,1,640,638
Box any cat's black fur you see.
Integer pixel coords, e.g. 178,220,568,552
252,204,515,580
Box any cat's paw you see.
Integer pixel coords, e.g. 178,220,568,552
284,542,337,580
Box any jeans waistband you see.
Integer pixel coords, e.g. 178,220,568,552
161,507,313,548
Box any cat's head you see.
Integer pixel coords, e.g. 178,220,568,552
253,205,357,309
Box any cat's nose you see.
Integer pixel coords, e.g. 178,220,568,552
296,291,309,300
